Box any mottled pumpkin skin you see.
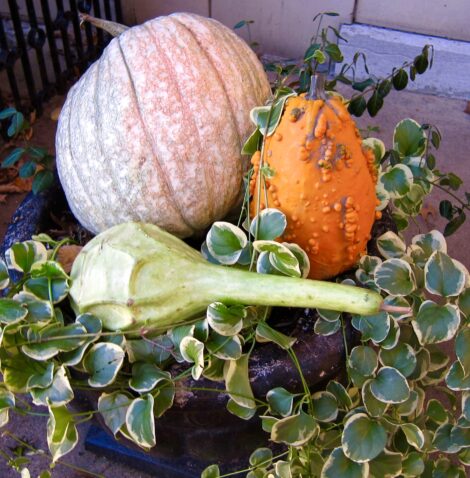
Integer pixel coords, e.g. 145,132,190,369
251,95,378,280
56,13,271,237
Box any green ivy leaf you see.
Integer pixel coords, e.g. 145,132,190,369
206,222,247,265
349,346,378,377
368,450,402,478
5,240,47,273
249,447,273,468
31,366,73,407
348,96,367,117
242,127,262,155
250,90,296,136
0,298,28,325
1,147,26,168
24,277,69,304
401,423,425,450
379,343,416,377
201,464,220,478
32,170,54,194
129,363,171,393
446,361,470,391
342,414,387,462
180,336,205,380
250,208,287,240
22,323,88,361
271,410,318,446
267,387,294,417
379,165,414,199
311,391,338,422
227,398,256,421
0,260,9,290
256,320,296,350
375,259,415,296
393,119,426,157
206,332,242,360
370,367,410,404
84,343,125,387
327,381,352,411
392,69,408,91
254,241,301,277
2,355,54,393
376,232,406,259
153,380,175,418
433,423,462,453
401,452,425,477
413,301,460,345
321,447,369,478
98,392,132,435
352,312,390,343
424,251,466,297
362,380,388,418
314,317,341,336
224,354,255,409
207,302,245,337
125,394,156,449
46,405,78,462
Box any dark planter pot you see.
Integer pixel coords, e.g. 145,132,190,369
1,184,397,475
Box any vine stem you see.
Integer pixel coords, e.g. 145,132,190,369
287,348,314,416
379,304,412,315
217,450,290,477
425,179,470,211
1,431,105,478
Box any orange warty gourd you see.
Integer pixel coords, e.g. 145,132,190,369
250,79,379,280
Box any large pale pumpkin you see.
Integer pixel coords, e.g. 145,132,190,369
250,85,379,280
56,13,271,237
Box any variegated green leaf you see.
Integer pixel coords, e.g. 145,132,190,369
256,321,296,349
206,222,247,265
369,450,402,478
271,410,318,447
377,232,406,259
98,392,132,435
267,387,294,417
180,336,204,380
0,259,9,290
411,230,447,257
47,405,78,462
125,394,156,448
362,380,388,418
342,414,387,462
446,361,470,391
393,118,426,157
250,208,287,240
379,164,413,199
312,391,338,422
370,367,410,404
224,354,255,409
321,447,369,478
401,423,425,450
129,363,171,393
375,259,415,296
379,343,416,377
5,240,47,273
413,301,460,345
206,332,242,360
424,251,467,297
314,317,341,336
31,366,73,407
84,343,125,387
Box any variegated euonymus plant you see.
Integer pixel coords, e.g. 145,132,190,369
0,117,469,478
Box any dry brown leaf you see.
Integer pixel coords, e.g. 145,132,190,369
50,106,62,121
0,184,23,194
57,245,83,273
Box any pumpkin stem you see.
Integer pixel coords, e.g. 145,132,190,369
306,73,327,101
79,13,129,37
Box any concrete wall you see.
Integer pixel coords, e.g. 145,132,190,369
124,0,355,57
356,0,470,43
123,0,470,56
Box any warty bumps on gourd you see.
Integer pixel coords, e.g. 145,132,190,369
56,13,271,237
250,90,380,280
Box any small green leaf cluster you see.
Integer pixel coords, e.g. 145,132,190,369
202,208,309,278
0,107,55,194
372,118,469,236
203,229,470,478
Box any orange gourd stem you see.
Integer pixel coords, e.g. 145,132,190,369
249,75,380,280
